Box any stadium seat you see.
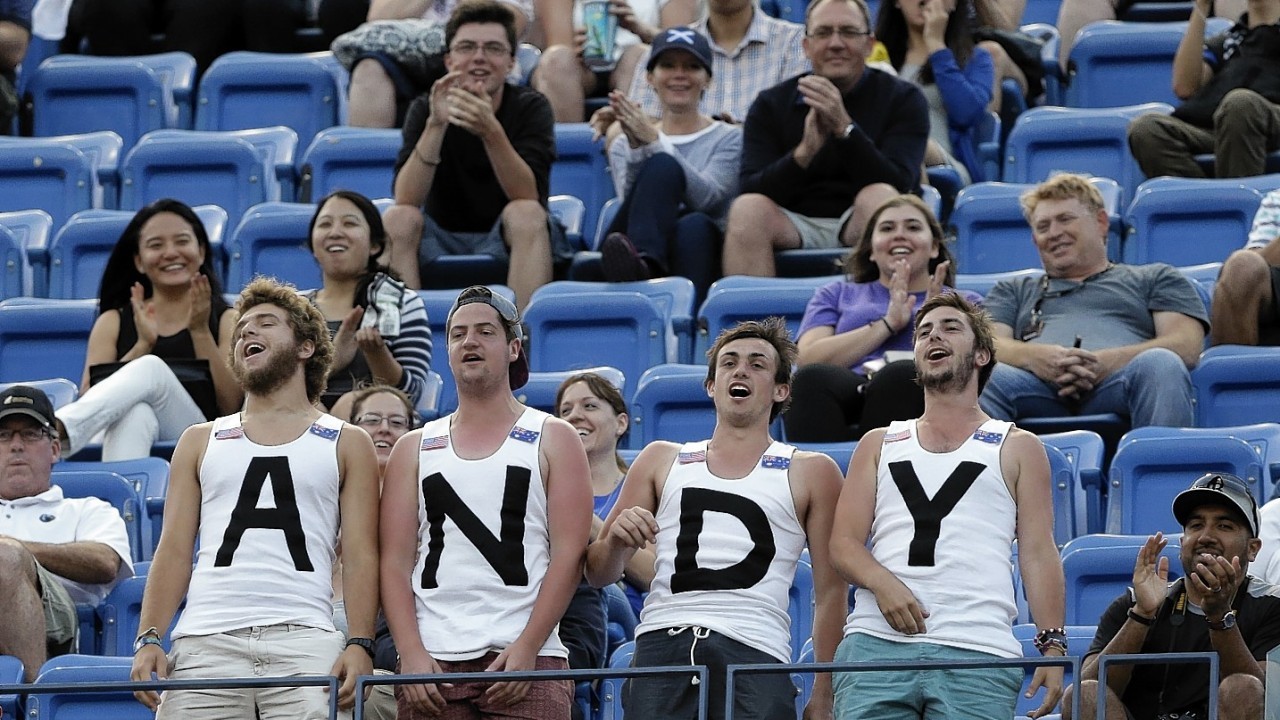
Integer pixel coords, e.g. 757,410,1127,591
137,52,198,129
954,268,1044,297
0,654,23,719
513,43,542,85
1119,423,1280,501
551,123,613,248
1040,430,1107,535
0,140,96,232
603,583,638,658
196,51,340,152
788,554,814,662
0,131,123,210
0,223,33,300
58,458,171,559
119,128,292,229
416,286,517,415
1106,435,1262,535
1192,346,1280,428
598,641,635,720
514,366,626,416
1059,534,1182,624
1066,21,1187,108
48,205,229,300
523,290,670,399
1121,178,1263,266
0,378,78,409
27,657,153,720
628,363,715,449
97,569,182,657
789,441,857,475
297,126,401,203
949,177,1123,273
52,470,143,562
0,208,53,296
0,299,97,382
224,202,320,291
1043,442,1082,546
1021,0,1062,25
1001,104,1173,205
531,278,696,362
696,275,836,360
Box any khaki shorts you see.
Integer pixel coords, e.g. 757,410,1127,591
780,206,854,250
36,562,78,653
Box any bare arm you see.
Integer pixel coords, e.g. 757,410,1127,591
332,425,380,709
586,442,673,587
0,20,29,72
1091,311,1205,376
478,112,540,203
392,114,448,207
1172,0,1214,100
972,0,1022,30
1080,534,1170,692
17,540,119,584
794,451,848,720
368,0,432,20
536,0,575,49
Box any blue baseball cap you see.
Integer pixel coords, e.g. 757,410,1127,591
646,27,714,75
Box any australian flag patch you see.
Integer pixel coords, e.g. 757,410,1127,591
421,435,449,451
972,428,1004,444
509,426,540,444
309,423,340,441
214,426,243,440
761,454,791,470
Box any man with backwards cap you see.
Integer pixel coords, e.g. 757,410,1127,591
1065,473,1280,720
381,286,593,720
0,385,133,681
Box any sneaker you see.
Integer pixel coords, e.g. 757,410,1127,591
600,232,650,283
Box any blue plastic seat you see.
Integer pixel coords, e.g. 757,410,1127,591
1106,435,1263,535
531,277,696,363
1043,442,1082,547
603,583,638,658
696,275,836,360
1120,423,1280,501
52,470,143,562
788,554,814,662
0,223,33,300
415,286,517,415
523,290,669,399
24,55,173,153
628,363,715,449
138,52,198,129
0,209,53,296
1039,430,1107,535
950,177,1123,272
58,458,171,559
96,568,182,658
0,141,96,232
551,123,613,248
1059,535,1182,624
1002,104,1173,205
0,131,124,210
789,441,858,475
49,205,229,300
119,128,291,230
598,641,635,720
28,657,153,720
514,366,626,415
196,51,340,153
0,653,23,719
0,378,78,409
1066,21,1189,108
1122,178,1263,266
0,299,97,382
297,126,401,203
224,201,321,291
1192,346,1280,428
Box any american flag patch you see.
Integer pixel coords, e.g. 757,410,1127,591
309,423,340,441
214,427,243,440
761,454,791,470
972,429,1004,444
677,449,707,464
509,427,540,443
421,435,449,451
883,429,912,443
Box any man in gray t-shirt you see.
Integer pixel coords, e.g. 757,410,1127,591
978,174,1209,428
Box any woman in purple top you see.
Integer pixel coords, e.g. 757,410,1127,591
784,194,982,442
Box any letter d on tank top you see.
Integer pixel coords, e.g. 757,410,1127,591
670,487,776,593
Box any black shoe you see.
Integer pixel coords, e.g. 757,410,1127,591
600,232,650,283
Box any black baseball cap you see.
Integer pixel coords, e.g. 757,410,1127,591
446,286,530,390
1172,472,1260,537
0,385,56,429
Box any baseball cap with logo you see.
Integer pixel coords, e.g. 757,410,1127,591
646,27,714,75
0,385,56,429
446,286,530,390
1172,472,1260,537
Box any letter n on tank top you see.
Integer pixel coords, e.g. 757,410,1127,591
418,466,532,589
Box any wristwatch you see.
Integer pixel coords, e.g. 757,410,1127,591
346,636,375,658
1206,610,1237,631
133,627,163,654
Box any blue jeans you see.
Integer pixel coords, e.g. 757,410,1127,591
609,153,722,301
978,347,1193,427
833,633,1021,720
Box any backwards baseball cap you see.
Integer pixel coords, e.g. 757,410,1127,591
646,27,714,75
0,385,56,429
1173,472,1260,537
446,286,530,390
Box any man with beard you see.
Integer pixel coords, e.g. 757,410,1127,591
1062,473,1280,720
830,292,1066,720
977,173,1208,429
130,277,380,720
587,317,847,720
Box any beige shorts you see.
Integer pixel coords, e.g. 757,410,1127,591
36,562,78,653
780,206,854,250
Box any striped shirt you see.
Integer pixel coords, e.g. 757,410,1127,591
1248,189,1280,249
628,9,811,123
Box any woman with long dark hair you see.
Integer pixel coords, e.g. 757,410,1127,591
56,199,240,460
302,190,432,419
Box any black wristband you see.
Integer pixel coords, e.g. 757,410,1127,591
880,316,895,334
1127,608,1155,626
346,637,375,658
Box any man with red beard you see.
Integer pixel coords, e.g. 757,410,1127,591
830,292,1066,720
130,277,380,720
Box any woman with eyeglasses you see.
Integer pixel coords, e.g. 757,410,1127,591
303,190,432,421
877,0,995,183
784,195,982,443
54,199,241,461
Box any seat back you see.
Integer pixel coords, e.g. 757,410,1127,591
1065,21,1188,108
551,124,613,248
0,299,97,382
1043,442,1081,547
598,641,636,720
1122,178,1263,265
58,457,171,560
1106,435,1263,535
1193,346,1280,428
514,366,626,415
28,659,154,720
0,141,96,232
297,126,401,203
629,364,716,449
1040,430,1107,535
531,278,696,362
1120,423,1280,500
696,275,836,359
25,55,171,153
225,202,321,290
52,470,142,562
196,51,340,152
0,378,78,408
1060,536,1182,624
0,653,23,719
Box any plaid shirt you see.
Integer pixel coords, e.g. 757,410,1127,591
627,8,810,122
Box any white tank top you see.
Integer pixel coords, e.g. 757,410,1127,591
638,440,807,662
846,418,1021,658
174,413,343,637
409,407,567,661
